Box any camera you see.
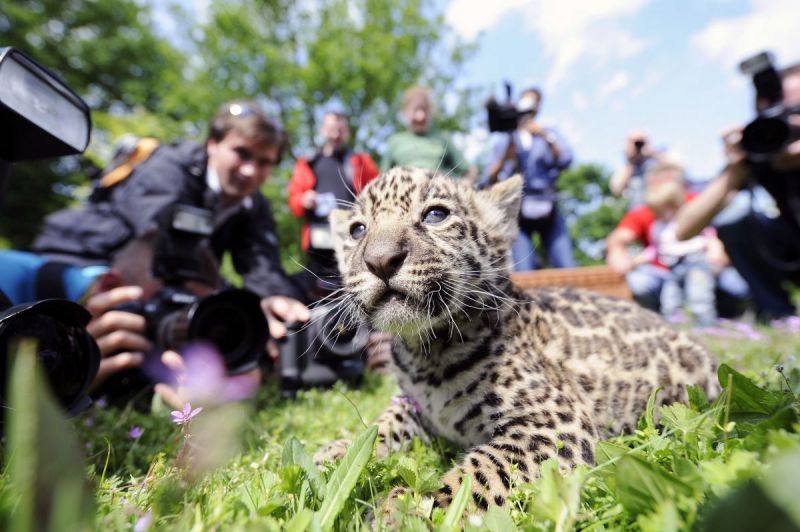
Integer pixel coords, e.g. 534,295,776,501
739,51,800,159
278,302,370,398
119,204,269,375
485,82,537,133
633,139,646,152
0,46,99,416
0,300,100,416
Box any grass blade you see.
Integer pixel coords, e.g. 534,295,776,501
438,475,473,531
315,424,378,531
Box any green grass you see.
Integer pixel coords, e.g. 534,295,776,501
2,326,799,531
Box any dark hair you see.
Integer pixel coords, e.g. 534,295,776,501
208,100,289,163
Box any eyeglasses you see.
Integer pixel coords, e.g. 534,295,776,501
227,102,260,117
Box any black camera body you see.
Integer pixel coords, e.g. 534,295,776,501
0,47,99,416
0,299,100,416
740,51,800,159
278,303,369,398
118,286,268,375
124,204,269,374
485,82,535,133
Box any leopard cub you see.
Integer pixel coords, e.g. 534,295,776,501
318,167,719,512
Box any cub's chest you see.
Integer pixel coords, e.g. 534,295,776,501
397,369,495,448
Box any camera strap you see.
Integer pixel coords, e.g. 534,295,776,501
35,262,71,300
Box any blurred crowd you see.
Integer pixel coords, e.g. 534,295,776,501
1,53,799,417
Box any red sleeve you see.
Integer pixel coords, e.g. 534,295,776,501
616,205,654,245
352,153,380,193
287,158,315,218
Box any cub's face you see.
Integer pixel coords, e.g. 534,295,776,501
330,167,522,338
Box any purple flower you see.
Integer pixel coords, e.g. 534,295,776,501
170,402,203,425
175,343,260,404
128,425,144,440
133,510,153,532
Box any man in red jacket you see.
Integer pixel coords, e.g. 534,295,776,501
288,109,379,299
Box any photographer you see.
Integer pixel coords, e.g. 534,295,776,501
382,86,477,184
674,61,800,320
31,100,309,337
610,130,664,209
485,87,575,271
0,233,248,404
288,107,379,300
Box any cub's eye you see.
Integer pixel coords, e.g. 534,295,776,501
422,206,450,224
350,222,367,240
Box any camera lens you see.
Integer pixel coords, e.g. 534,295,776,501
634,140,645,150
741,116,790,155
0,301,99,414
187,289,268,373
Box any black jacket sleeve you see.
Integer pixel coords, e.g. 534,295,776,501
215,196,305,301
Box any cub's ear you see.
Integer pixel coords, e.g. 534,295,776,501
475,174,522,239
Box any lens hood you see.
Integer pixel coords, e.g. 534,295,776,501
0,298,100,416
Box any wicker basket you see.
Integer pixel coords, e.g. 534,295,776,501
511,265,632,300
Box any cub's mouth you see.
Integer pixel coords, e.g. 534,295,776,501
377,289,407,305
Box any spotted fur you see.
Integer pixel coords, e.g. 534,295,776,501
319,167,719,512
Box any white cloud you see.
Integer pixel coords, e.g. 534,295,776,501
572,90,589,111
445,0,530,39
596,71,631,102
693,0,800,72
446,0,649,89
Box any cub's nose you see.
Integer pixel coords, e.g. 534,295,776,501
364,246,408,282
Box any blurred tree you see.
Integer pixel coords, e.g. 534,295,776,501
189,0,478,270
0,0,478,266
0,0,186,247
557,164,627,265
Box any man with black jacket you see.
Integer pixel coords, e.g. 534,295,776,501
32,100,309,339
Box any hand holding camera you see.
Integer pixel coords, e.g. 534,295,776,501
85,285,150,390
624,132,652,164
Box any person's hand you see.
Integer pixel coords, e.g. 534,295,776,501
260,296,310,339
624,131,651,163
720,126,749,188
301,190,318,210
85,285,152,390
525,121,546,137
366,332,393,374
772,114,800,171
607,249,635,276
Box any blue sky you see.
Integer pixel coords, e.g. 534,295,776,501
163,0,799,180
445,0,800,180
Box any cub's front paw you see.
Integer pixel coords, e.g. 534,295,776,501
313,438,352,464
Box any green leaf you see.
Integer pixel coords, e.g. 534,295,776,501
483,504,517,532
6,340,94,532
315,424,377,531
282,437,324,499
530,459,585,529
660,403,716,441
687,384,710,411
638,387,661,432
636,500,682,532
616,455,694,515
438,475,473,532
717,364,785,415
285,508,314,532
396,456,419,489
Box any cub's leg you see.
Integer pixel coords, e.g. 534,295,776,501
437,387,598,512
314,394,430,464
